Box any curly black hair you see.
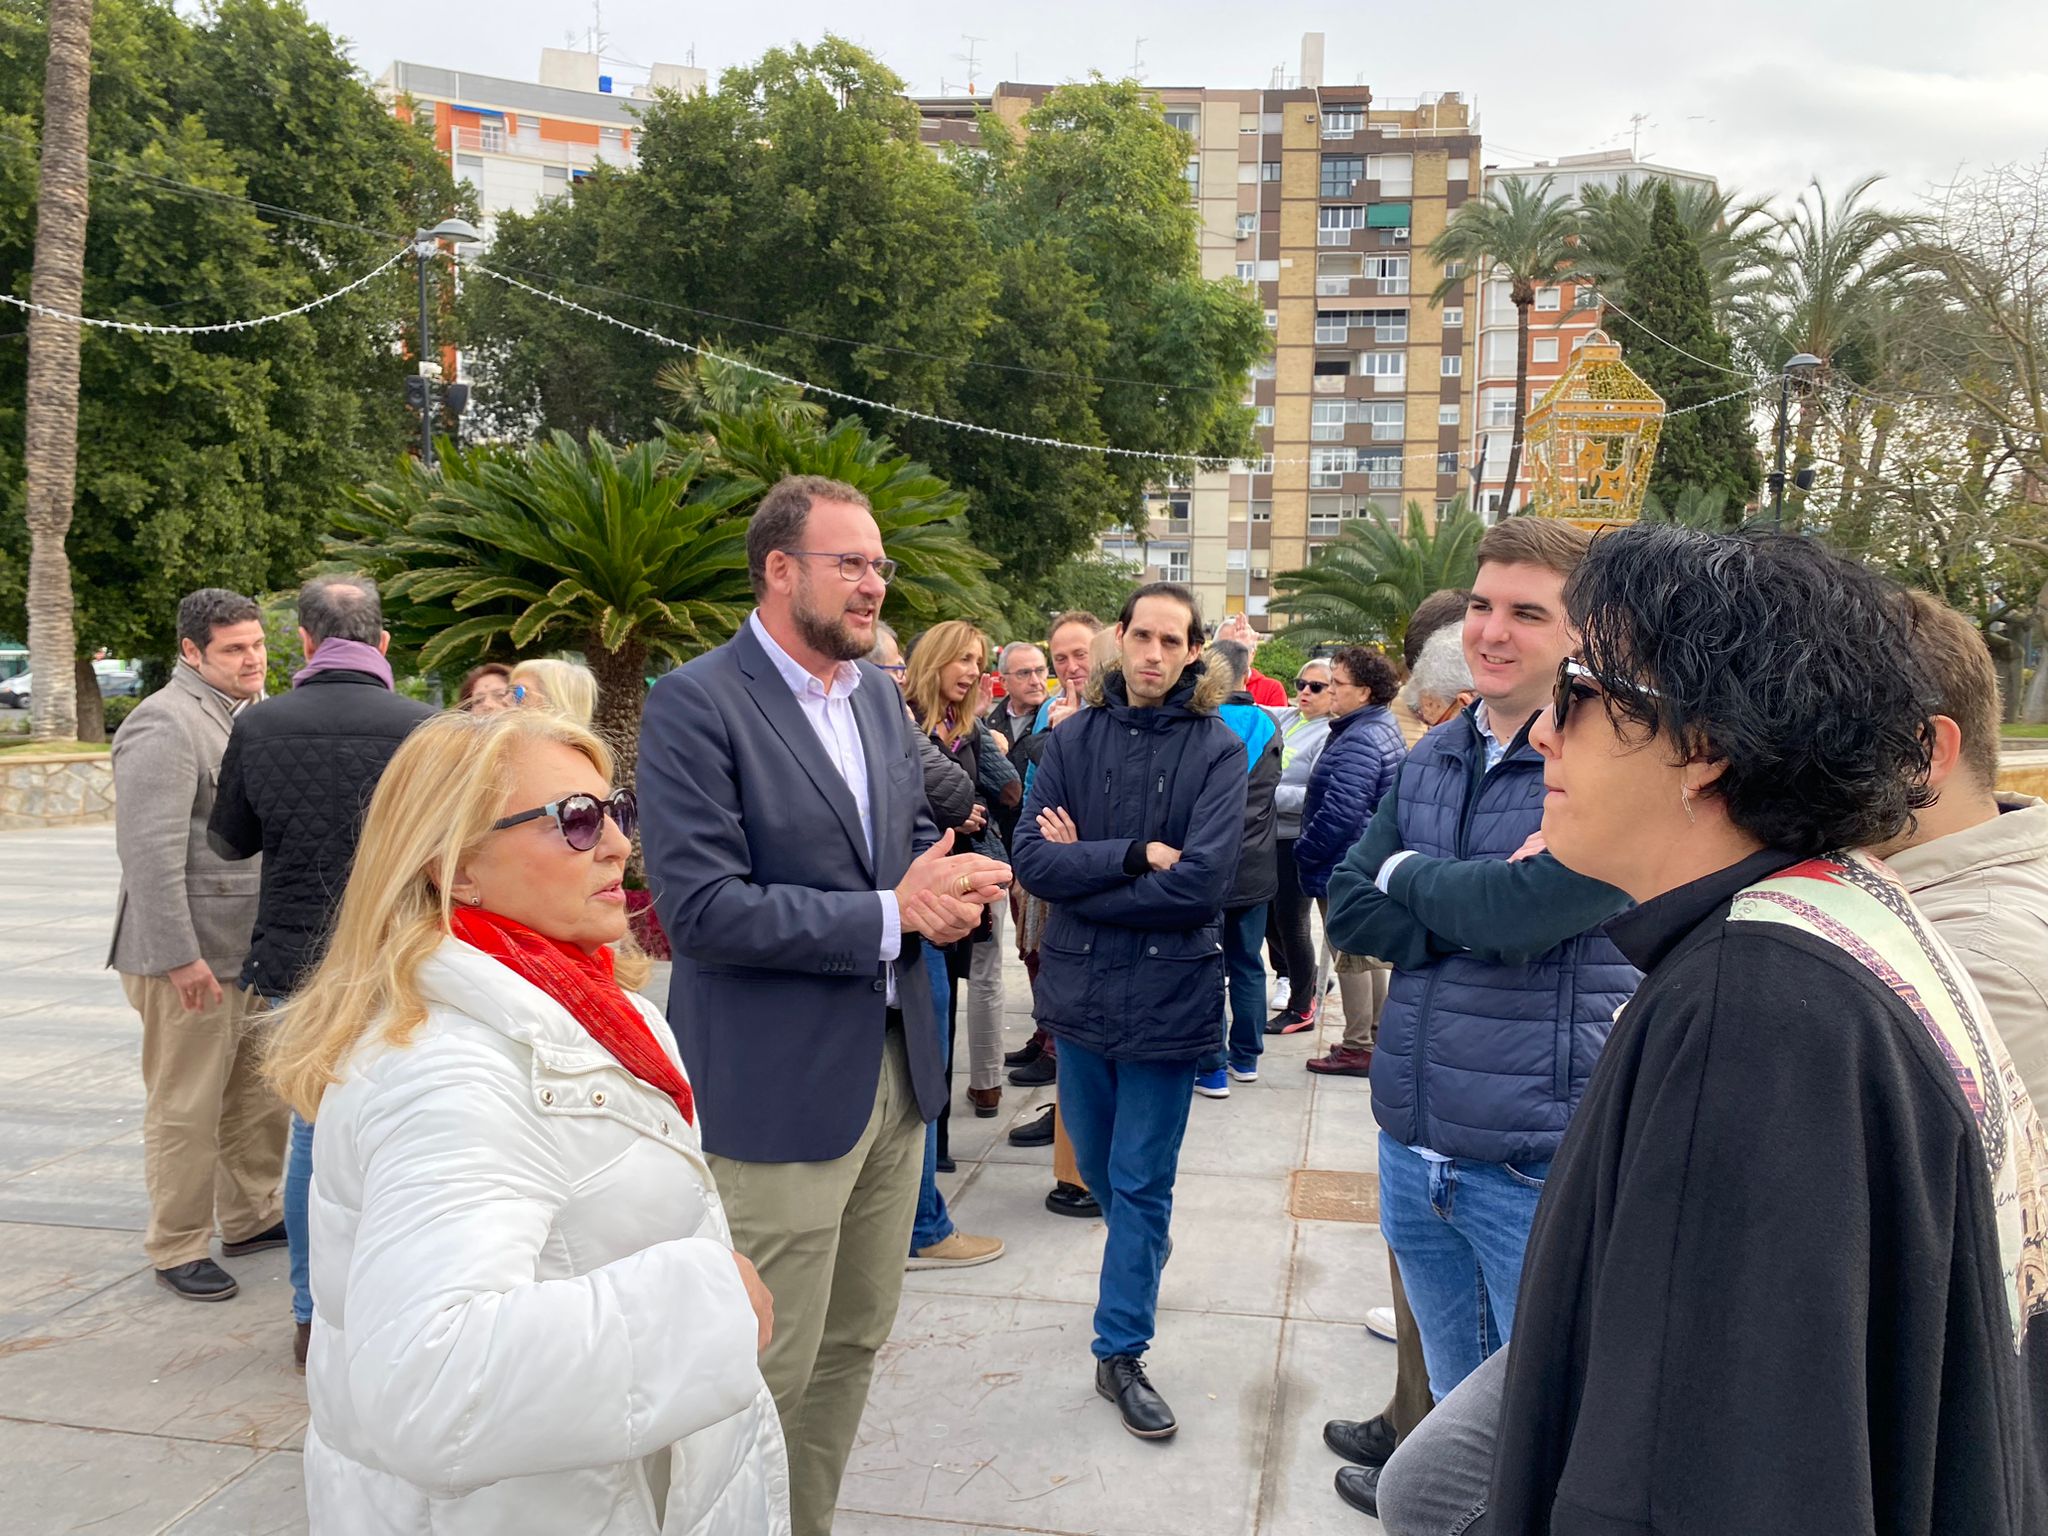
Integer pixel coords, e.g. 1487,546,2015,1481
1565,526,1934,856
1331,645,1401,708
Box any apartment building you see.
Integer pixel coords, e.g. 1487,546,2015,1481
1471,151,1719,513
917,41,1479,626
378,49,705,237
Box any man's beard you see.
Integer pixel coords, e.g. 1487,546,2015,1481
793,582,870,662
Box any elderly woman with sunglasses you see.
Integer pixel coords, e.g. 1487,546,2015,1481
1264,659,1338,1032
266,709,787,1536
1374,528,2048,1536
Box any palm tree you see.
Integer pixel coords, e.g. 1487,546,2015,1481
1428,177,1580,514
1573,178,1776,325
1269,501,1483,652
22,0,93,744
329,430,757,791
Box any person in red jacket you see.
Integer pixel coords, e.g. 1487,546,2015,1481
1218,614,1289,707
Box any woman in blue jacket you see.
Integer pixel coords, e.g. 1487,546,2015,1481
1292,646,1405,1076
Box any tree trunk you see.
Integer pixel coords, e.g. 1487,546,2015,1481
1500,299,1532,515
23,0,94,744
72,655,105,743
585,633,650,877
2027,588,2048,726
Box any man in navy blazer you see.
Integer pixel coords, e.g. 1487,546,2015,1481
639,474,1010,1536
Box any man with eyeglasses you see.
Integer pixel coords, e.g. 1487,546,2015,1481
992,641,1050,844
639,474,1012,1536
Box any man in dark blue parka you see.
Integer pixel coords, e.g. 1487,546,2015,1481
1012,583,1249,1443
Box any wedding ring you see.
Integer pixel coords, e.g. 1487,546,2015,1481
956,874,974,896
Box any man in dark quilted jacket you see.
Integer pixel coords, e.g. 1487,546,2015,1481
1314,519,1637,1520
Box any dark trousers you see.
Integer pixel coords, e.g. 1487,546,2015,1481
1196,903,1271,1073
1386,1246,1435,1439
1273,839,1320,1013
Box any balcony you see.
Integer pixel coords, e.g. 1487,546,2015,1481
1312,375,1348,394
448,125,637,171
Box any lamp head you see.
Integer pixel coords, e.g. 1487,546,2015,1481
417,217,483,247
1784,351,1823,381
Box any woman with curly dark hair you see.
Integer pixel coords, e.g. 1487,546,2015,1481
1375,527,2048,1536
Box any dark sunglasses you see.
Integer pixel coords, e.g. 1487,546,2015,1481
493,788,638,852
1552,658,1660,733
1293,678,1329,694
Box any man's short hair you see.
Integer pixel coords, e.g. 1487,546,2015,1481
998,640,1046,673
746,475,872,599
1046,610,1103,646
1210,638,1251,689
1568,526,1934,856
177,588,261,654
1404,587,1473,671
1404,625,1474,712
1117,583,1204,652
1901,589,2002,791
298,575,382,645
865,619,899,664
1476,518,1592,580
1331,645,1401,707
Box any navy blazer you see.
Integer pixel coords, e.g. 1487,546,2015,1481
639,621,945,1162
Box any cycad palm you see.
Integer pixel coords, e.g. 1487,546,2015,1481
1269,502,1483,653
329,430,755,785
1428,177,1579,513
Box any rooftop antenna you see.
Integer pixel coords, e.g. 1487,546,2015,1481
953,35,985,94
1132,37,1147,80
1628,111,1650,161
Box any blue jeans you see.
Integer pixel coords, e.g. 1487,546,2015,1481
284,1111,314,1324
911,944,955,1253
1057,1041,1196,1359
1375,1132,1549,1402
1196,904,1272,1075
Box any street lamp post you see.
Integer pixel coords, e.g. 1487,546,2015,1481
1771,352,1823,532
412,218,483,467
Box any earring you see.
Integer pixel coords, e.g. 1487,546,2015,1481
1679,785,1697,826
468,894,484,907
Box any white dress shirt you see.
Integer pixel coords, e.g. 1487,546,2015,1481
747,613,903,995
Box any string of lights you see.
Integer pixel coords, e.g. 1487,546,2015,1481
0,248,410,335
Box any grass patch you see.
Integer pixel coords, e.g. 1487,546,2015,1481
2001,724,2048,741
0,738,110,757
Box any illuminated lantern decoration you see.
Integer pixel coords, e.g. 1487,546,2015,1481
1521,328,1666,527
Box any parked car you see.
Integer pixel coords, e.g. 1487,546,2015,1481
0,661,139,709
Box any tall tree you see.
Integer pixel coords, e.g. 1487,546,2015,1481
1610,182,1762,519
20,0,92,743
1428,176,1579,514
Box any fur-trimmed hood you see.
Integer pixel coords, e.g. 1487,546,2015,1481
1083,655,1232,714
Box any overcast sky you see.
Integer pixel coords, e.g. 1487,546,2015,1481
310,0,2048,208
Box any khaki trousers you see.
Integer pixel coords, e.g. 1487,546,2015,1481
708,1026,925,1536
1316,898,1389,1052
1383,1244,1436,1439
121,972,288,1269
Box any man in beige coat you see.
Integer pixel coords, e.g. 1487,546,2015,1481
108,588,283,1301
1879,591,2047,1106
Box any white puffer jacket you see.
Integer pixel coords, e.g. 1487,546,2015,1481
302,939,789,1536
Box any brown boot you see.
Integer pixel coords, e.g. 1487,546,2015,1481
968,1085,1002,1118
1306,1045,1373,1077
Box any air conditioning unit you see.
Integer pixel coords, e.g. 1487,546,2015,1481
1251,565,1269,579
1393,227,1410,243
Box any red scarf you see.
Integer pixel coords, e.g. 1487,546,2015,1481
450,906,694,1127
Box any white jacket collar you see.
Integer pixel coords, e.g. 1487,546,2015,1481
413,936,679,1074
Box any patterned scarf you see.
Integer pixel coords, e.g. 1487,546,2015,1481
450,905,694,1127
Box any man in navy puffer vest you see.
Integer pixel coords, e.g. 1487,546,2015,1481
1318,519,1639,1521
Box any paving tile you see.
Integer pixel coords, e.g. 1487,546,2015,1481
0,1419,261,1536
1303,1084,1379,1175
0,1035,137,1093
163,1449,306,1535
0,1132,152,1228
0,1267,307,1449
0,934,102,972
1254,1319,1397,1535
0,1220,148,1341
843,1293,1281,1536
0,972,117,1021
1176,1082,1312,1179
1286,1221,1397,1329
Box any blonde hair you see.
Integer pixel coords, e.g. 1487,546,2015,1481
903,619,989,749
265,709,648,1119
509,656,599,728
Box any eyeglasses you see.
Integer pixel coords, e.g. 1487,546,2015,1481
465,687,512,710
782,550,898,586
1293,678,1329,694
492,788,638,852
876,662,908,676
1552,658,1659,733
1005,665,1049,680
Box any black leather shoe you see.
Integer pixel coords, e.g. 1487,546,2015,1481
1045,1182,1100,1217
1008,1053,1057,1087
155,1258,239,1301
1009,1106,1056,1147
1323,1415,1399,1469
1096,1355,1177,1439
221,1220,288,1257
935,1154,957,1174
1004,1036,1045,1068
1334,1464,1381,1517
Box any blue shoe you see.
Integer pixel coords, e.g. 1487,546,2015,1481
1193,1068,1230,1099
1227,1057,1259,1083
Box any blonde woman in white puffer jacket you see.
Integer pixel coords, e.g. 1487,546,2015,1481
268,708,788,1536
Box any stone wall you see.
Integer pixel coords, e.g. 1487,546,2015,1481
0,753,115,830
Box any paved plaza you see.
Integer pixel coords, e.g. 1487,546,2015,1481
0,824,1396,1535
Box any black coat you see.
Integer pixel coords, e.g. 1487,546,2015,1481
208,670,435,995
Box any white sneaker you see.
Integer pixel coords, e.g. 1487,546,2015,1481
1365,1306,1398,1344
1269,976,1291,1008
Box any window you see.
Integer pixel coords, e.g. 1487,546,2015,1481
1361,308,1408,343
1238,162,1259,184
1312,401,1348,441
1308,494,1347,533
1240,116,1260,135
1363,449,1402,488
1482,332,1521,373
1444,259,1468,279
1534,286,1562,311
1447,156,1470,181
1321,157,1363,198
479,120,507,152
1264,309,1280,330
1310,448,1355,488
1251,359,1277,380
514,116,541,151
1315,313,1353,345
1441,306,1464,328
1379,226,1411,247
1256,259,1280,281
1484,388,1516,427
542,164,569,198
1575,285,1600,313
1261,112,1284,134
600,126,623,147
1441,354,1463,377
1439,403,1461,426
1261,161,1282,182
1323,105,1364,137
1253,405,1274,427
1165,549,1192,583
1319,205,1365,246
1532,337,1560,364
1253,453,1274,474
456,153,484,176
1227,547,1248,571
1366,401,1405,440
1236,261,1256,282
1164,109,1199,135
1367,153,1413,196
1163,492,1193,526
1365,255,1410,294
1251,501,1273,521
1316,276,1351,296
1359,351,1406,381
1236,212,1258,240
1184,156,1201,196
1438,451,1460,476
